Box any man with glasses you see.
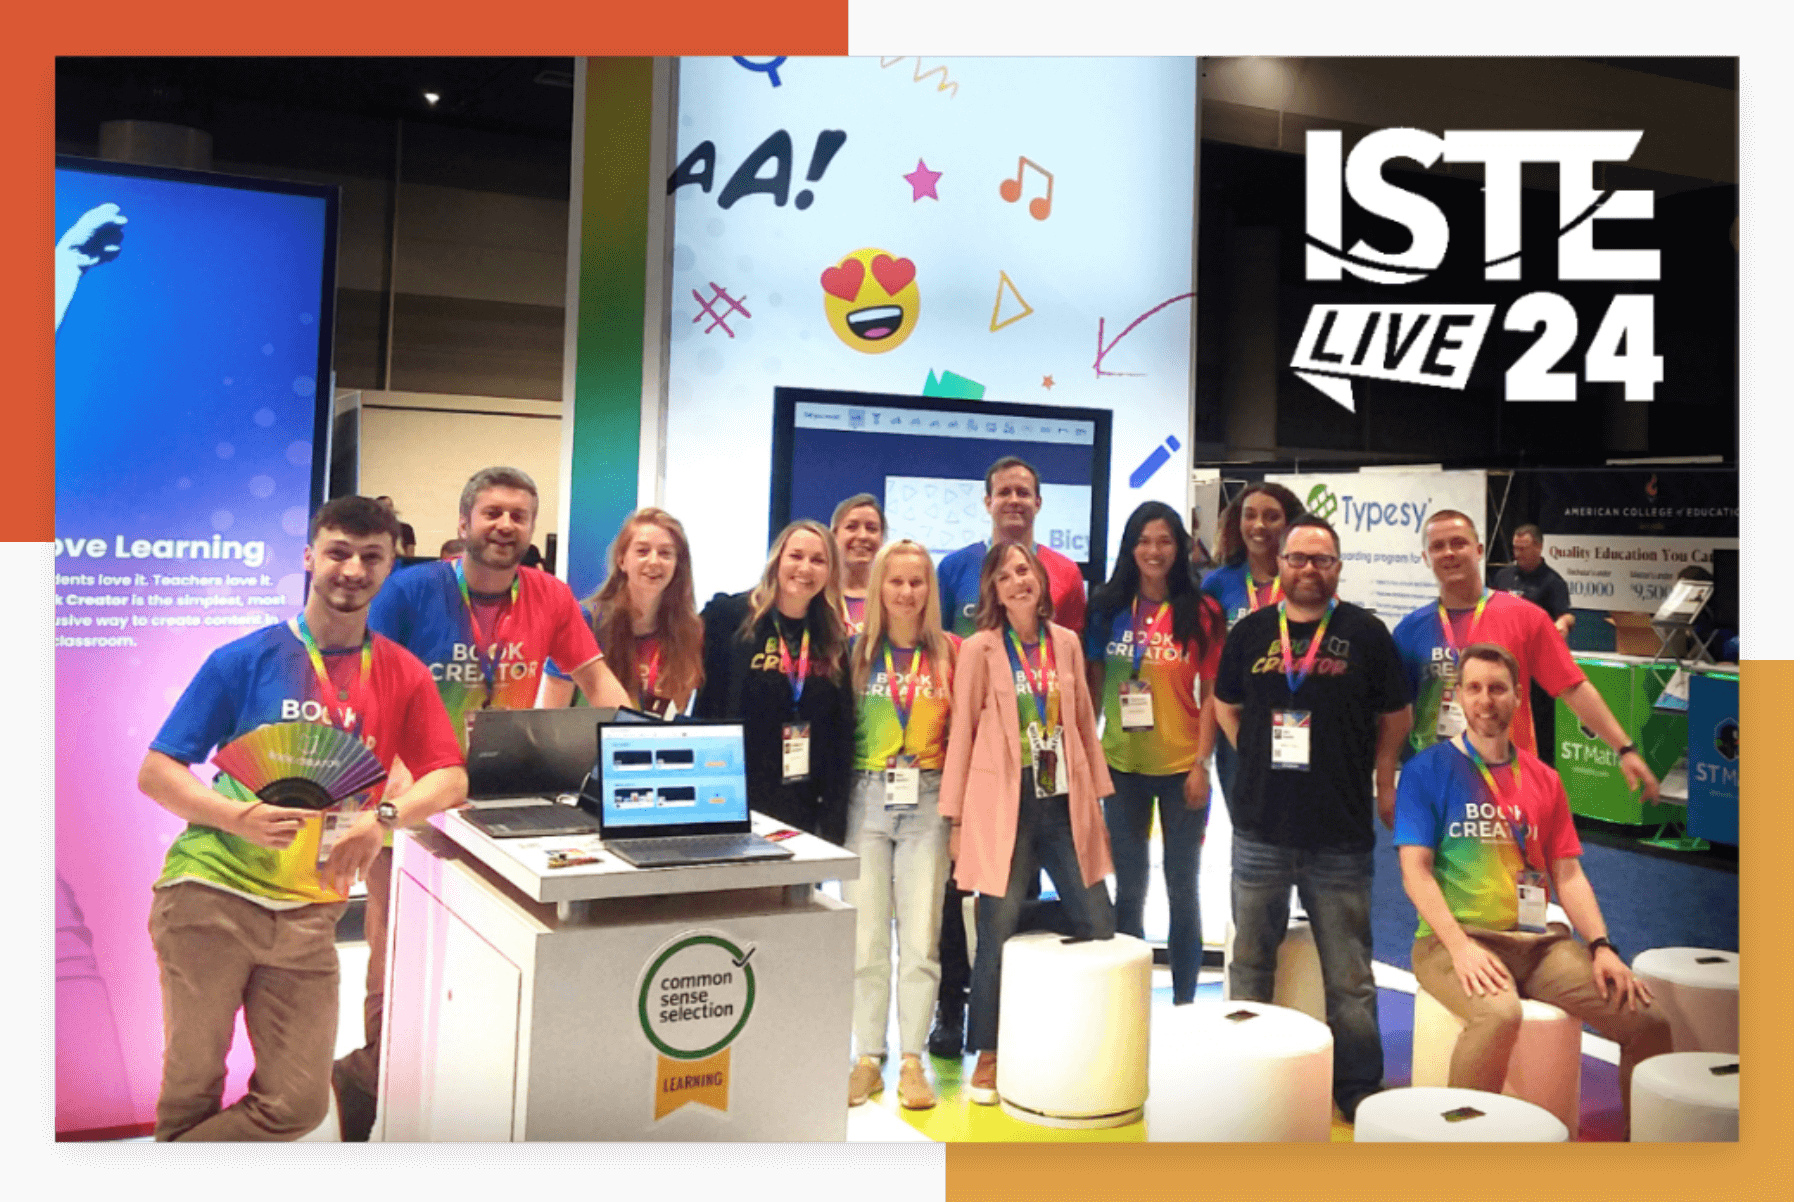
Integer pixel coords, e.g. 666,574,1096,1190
1392,511,1659,800
1213,516,1412,1123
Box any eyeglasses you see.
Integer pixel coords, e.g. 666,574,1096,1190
1280,552,1340,569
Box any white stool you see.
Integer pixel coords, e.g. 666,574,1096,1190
1146,999,1332,1141
1632,947,1739,1053
995,931,1152,1128
1631,1052,1739,1142
1354,1086,1569,1142
1223,916,1326,1023
1411,987,1582,1138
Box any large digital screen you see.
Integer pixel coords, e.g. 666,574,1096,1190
54,157,337,1137
772,387,1112,576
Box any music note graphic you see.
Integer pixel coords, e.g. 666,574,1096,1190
999,156,1054,220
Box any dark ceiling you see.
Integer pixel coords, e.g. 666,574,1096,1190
57,57,579,145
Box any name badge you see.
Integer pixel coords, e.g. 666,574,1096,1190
1516,870,1549,933
782,721,811,782
1119,679,1154,731
1026,722,1066,797
1271,709,1311,771
1436,686,1466,739
315,802,355,868
884,754,921,810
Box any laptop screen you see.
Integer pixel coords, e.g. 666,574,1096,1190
596,721,751,837
467,707,618,800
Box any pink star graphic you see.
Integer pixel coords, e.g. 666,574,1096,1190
903,159,942,202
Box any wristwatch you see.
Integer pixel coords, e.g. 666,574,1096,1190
1587,936,1620,958
1615,743,1639,759
376,800,400,830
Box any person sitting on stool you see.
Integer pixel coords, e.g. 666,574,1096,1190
1395,641,1672,1138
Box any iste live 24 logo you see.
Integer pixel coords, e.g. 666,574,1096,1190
1292,129,1661,412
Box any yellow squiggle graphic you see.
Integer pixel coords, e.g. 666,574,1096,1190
879,56,959,99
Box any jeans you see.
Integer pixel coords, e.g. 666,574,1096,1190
1104,770,1209,1003
841,770,952,1058
967,773,1116,1053
1214,737,1239,812
1228,832,1382,1115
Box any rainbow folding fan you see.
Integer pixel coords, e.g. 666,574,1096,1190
212,721,387,811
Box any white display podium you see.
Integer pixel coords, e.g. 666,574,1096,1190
376,809,857,1142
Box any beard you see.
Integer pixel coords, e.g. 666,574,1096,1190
466,532,525,570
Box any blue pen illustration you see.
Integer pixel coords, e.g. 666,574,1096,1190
1129,434,1181,488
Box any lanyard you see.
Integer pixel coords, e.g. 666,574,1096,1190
1277,599,1336,694
1436,590,1490,665
882,640,930,738
1457,734,1535,871
1005,625,1060,733
454,557,521,708
1248,575,1283,614
777,623,811,706
639,633,662,701
289,614,371,737
1129,597,1171,679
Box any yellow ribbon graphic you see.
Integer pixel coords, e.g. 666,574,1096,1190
654,1048,730,1120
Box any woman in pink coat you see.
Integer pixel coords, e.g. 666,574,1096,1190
939,541,1115,1105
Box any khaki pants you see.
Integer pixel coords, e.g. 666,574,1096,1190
148,883,344,1141
335,845,391,1098
1412,926,1672,1133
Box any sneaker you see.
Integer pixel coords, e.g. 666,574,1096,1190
927,1003,965,1059
848,1057,883,1107
968,1052,998,1106
332,1058,376,1142
897,1057,936,1110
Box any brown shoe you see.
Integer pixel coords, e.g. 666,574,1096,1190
849,1056,883,1107
897,1056,936,1110
969,1051,998,1105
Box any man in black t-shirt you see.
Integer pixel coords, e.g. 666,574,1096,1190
1214,515,1412,1122
1492,524,1573,762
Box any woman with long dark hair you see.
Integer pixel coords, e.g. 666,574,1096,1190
1085,501,1227,1004
940,541,1113,1105
1202,482,1305,802
694,520,855,843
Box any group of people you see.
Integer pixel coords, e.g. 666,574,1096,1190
138,458,1674,1143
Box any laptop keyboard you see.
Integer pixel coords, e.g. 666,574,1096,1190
605,832,795,867
465,804,601,836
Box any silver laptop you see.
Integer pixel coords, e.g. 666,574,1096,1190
595,720,793,868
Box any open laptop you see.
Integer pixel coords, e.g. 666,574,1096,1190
460,707,629,838
594,720,794,868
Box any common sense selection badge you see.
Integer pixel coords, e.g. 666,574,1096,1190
638,931,757,1121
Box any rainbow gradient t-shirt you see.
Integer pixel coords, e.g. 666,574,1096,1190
853,639,953,770
1086,597,1224,775
149,621,463,907
1391,590,1585,758
1393,739,1581,938
369,560,602,749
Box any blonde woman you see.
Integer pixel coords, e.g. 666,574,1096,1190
694,520,854,843
831,493,886,638
844,541,957,1110
940,541,1114,1105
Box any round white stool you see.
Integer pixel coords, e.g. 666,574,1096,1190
1146,999,1332,1141
1223,916,1326,1023
1355,1086,1568,1142
1632,947,1739,1053
995,931,1152,1128
1631,1052,1739,1142
1411,987,1582,1138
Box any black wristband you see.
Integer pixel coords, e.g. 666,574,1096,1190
1615,743,1638,758
1587,936,1620,958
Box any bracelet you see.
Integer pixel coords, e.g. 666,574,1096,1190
1615,743,1638,758
1587,936,1620,958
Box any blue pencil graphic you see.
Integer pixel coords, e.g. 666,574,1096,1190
1129,434,1182,488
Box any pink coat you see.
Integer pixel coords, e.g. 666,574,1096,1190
939,623,1114,896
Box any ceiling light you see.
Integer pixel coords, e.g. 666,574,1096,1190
423,91,440,106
